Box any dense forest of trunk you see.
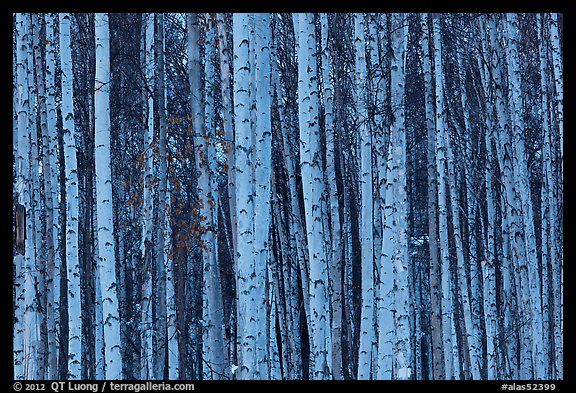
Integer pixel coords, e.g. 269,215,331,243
13,12,563,380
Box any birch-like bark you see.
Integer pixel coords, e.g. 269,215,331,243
232,13,256,379
294,12,331,380
354,12,375,381
547,13,563,378
94,13,122,379
44,13,61,379
476,17,499,379
390,13,410,380
376,141,394,379
140,12,155,379
153,13,168,380
549,13,562,173
432,15,454,379
59,12,83,380
186,13,205,378
201,16,226,379
537,15,554,380
252,13,273,379
420,13,444,380
31,14,55,380
319,12,343,381
487,15,520,379
505,14,546,379
14,13,32,380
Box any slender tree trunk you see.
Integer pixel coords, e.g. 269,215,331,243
389,13,410,380
294,13,331,380
420,13,444,380
140,12,155,379
58,12,83,380
354,12,375,381
94,13,122,379
432,14,455,379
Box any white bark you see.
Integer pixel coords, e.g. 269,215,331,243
488,15,520,379
252,13,273,379
294,12,331,380
14,13,32,380
420,13,444,380
432,15,454,379
505,14,546,379
59,12,83,380
390,13,410,380
44,13,61,379
319,12,343,381
476,17,499,379
140,12,154,380
201,17,226,379
94,12,122,379
376,142,394,380
232,13,256,379
354,12,375,381
548,12,563,380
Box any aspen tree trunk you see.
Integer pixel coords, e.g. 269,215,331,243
505,13,546,379
186,13,205,378
14,13,31,379
201,16,227,379
547,14,563,378
476,17,499,378
420,13,444,380
94,13,122,379
252,13,273,379
549,14,562,173
319,12,343,381
44,13,61,379
390,13,410,380
487,15,521,379
31,14,55,380
432,15,455,379
153,13,168,380
294,12,331,380
354,12,375,381
26,13,42,380
59,12,83,380
140,13,155,379
232,13,256,379
537,15,554,379
376,141,394,380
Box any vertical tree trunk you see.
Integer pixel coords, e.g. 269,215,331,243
44,13,61,380
354,12,375,381
232,13,256,379
252,13,273,379
140,12,155,379
153,13,168,381
505,13,546,379
389,13,410,380
201,15,227,379
14,13,32,380
59,12,83,380
94,12,122,379
294,12,331,380
432,14,455,379
420,13,444,380
476,16,499,379
319,12,343,381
